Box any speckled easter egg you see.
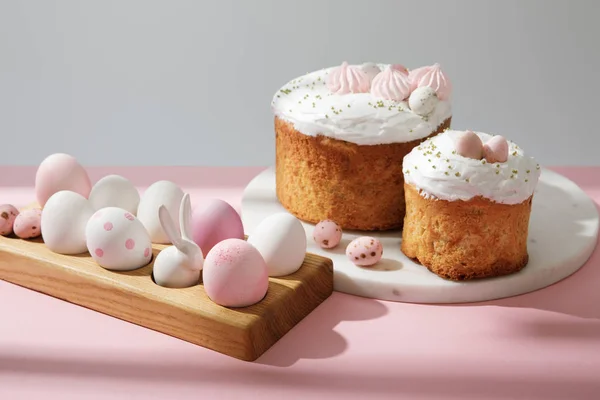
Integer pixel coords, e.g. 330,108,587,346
35,153,92,207
346,236,383,267
13,208,42,239
191,199,244,257
313,220,342,249
86,207,152,271
203,239,268,308
0,204,19,236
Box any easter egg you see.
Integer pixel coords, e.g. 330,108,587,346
408,86,439,116
13,208,42,239
86,207,152,271
35,153,92,207
203,238,268,307
313,220,342,249
89,175,140,215
41,190,95,254
191,199,244,257
247,213,306,277
0,204,19,236
483,135,509,163
456,130,484,160
346,236,383,267
137,180,184,244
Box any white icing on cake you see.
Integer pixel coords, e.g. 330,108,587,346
271,64,452,146
403,130,541,204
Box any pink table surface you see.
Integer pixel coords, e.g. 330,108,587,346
0,166,599,400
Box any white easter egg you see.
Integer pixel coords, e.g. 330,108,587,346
247,213,307,277
137,181,184,244
86,207,152,271
361,62,381,82
41,190,95,254
408,86,439,116
89,175,140,215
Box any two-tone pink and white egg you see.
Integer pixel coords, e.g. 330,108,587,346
86,207,152,271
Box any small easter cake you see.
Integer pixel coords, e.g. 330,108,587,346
272,62,452,231
401,129,541,281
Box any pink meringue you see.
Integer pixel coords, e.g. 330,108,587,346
370,66,411,101
408,65,432,91
327,61,370,94
391,64,409,75
415,63,452,101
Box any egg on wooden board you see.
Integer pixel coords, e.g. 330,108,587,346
247,213,307,277
202,238,268,307
86,207,152,271
88,175,140,215
13,208,42,239
137,180,184,244
35,153,92,207
0,204,19,236
41,191,95,254
191,199,244,256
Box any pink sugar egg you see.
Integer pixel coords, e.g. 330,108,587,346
202,238,268,308
191,199,244,257
35,153,92,207
13,208,42,239
482,135,509,163
346,236,383,267
456,130,483,160
313,220,342,249
0,204,19,236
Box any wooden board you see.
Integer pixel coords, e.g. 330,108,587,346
0,235,333,361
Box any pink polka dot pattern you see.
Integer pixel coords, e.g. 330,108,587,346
124,213,134,221
95,248,104,257
125,238,135,250
104,222,113,231
144,247,150,258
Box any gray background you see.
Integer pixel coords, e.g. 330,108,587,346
0,0,598,167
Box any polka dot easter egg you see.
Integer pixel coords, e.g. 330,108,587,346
313,220,342,249
13,208,42,239
85,207,152,271
346,236,383,267
0,204,19,236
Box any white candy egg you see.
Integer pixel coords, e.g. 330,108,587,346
86,207,152,271
408,86,439,116
41,190,95,254
137,180,184,244
89,175,140,215
361,62,381,82
247,213,306,277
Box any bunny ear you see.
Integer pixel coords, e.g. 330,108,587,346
158,205,185,251
179,193,193,242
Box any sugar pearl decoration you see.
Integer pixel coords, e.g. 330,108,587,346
313,220,342,249
483,135,509,163
456,130,484,160
346,236,383,267
408,86,439,116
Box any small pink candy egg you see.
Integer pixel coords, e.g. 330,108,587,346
313,220,342,249
203,238,268,308
191,199,245,257
456,130,483,160
13,208,42,239
346,236,383,267
482,135,509,163
0,204,19,236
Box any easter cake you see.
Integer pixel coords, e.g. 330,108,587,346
401,129,541,281
272,61,452,231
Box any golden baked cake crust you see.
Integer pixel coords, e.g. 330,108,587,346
401,183,532,280
275,117,451,231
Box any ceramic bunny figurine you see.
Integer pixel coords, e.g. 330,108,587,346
152,194,204,288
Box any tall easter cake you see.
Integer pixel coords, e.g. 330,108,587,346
272,62,452,231
401,129,541,281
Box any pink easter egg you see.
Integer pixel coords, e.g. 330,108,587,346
203,239,268,308
13,208,42,239
191,199,244,256
346,236,383,267
482,135,509,163
35,153,92,207
0,204,19,236
456,130,483,160
313,220,342,249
